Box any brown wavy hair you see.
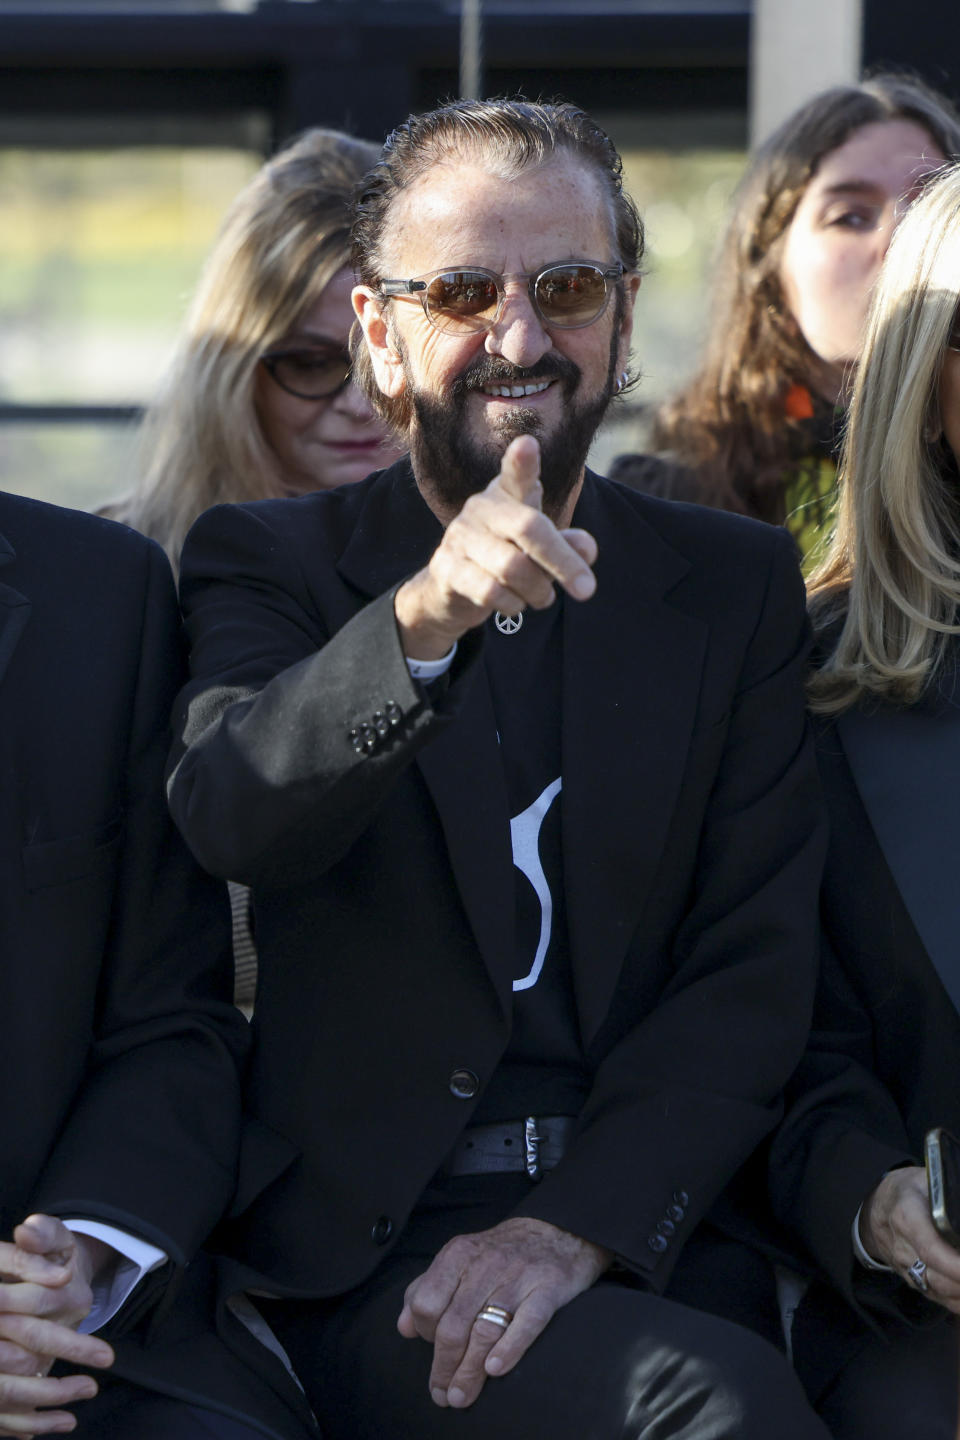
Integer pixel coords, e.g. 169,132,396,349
653,73,960,522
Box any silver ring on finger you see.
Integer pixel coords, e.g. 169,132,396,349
907,1257,929,1292
474,1304,513,1330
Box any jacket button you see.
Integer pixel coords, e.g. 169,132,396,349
648,1234,668,1254
385,701,402,725
372,711,390,737
449,1068,479,1099
673,1190,689,1208
371,1216,393,1245
657,1218,676,1237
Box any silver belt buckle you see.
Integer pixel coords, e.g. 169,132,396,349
524,1116,544,1181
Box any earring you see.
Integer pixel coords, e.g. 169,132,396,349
614,370,629,395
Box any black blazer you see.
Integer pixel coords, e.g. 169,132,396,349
0,492,248,1271
767,696,960,1392
166,457,826,1307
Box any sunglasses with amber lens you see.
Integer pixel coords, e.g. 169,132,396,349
259,345,352,400
379,262,624,335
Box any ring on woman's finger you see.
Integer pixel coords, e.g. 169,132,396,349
474,1305,513,1330
907,1257,929,1292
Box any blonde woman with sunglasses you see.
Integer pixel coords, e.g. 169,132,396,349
106,127,405,570
107,128,406,1012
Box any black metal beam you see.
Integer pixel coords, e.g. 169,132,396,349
0,404,142,423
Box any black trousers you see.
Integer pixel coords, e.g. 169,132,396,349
69,1380,269,1440
265,1175,831,1440
794,1282,959,1440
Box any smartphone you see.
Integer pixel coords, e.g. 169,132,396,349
925,1127,960,1249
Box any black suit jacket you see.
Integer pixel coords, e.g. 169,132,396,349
769,697,960,1360
166,458,826,1314
0,492,248,1275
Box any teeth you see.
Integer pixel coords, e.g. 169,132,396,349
481,380,552,398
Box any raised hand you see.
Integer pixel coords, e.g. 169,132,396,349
394,434,598,661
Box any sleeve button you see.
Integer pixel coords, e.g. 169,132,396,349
372,711,390,737
673,1190,689,1208
385,701,402,725
667,1204,685,1223
647,1234,669,1254
657,1219,676,1237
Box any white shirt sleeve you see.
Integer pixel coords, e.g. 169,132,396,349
63,1219,167,1333
406,642,457,680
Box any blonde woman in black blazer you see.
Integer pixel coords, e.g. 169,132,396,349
770,164,960,1438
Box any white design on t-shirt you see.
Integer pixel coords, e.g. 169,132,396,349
510,776,562,992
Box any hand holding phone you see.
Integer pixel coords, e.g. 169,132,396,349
925,1127,960,1250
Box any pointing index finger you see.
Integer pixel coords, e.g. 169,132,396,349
497,436,542,510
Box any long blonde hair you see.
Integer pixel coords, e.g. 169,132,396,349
110,128,379,565
653,73,960,521
807,163,960,713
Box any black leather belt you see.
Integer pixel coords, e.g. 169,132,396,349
442,1116,575,1182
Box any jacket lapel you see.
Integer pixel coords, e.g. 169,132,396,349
0,528,30,692
839,699,960,1015
562,477,706,1044
414,670,516,1016
337,461,515,1016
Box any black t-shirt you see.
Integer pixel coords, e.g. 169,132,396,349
471,599,589,1123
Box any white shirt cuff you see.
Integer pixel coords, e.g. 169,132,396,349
406,642,457,680
851,1205,894,1273
63,1220,167,1333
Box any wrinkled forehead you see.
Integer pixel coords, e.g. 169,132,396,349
378,153,616,277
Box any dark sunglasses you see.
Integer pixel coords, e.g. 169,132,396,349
259,346,352,400
379,261,624,335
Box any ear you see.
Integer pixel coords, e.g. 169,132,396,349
615,272,642,373
353,285,406,399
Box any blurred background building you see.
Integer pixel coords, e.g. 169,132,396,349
0,0,953,506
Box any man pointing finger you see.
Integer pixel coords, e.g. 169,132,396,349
159,97,830,1440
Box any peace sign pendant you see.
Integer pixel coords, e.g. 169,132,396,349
494,612,523,635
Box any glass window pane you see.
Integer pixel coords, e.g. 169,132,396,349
589,115,746,475
0,146,263,408
0,421,140,513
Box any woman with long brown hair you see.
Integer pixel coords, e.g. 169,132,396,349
617,74,960,566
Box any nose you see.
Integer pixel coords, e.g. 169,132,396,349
484,281,552,369
332,377,380,424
